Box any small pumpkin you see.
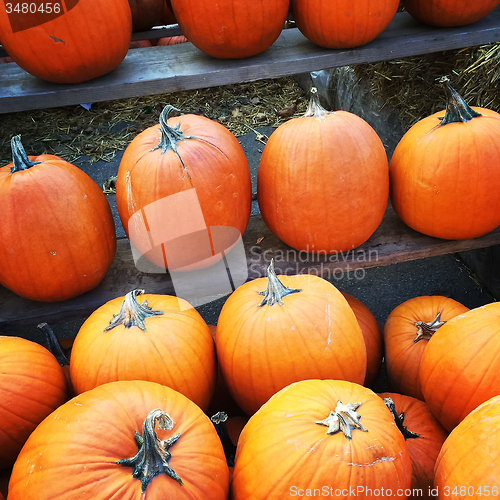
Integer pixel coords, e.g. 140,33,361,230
157,35,188,45
216,260,367,415
69,289,217,411
0,336,67,468
291,0,400,49
420,301,500,431
390,78,500,240
384,296,469,400
380,393,449,499
8,380,230,499
128,0,165,31
0,136,116,302
232,379,412,499
258,87,389,253
129,39,154,49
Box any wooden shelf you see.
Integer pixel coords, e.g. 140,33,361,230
1,202,500,329
1,8,500,114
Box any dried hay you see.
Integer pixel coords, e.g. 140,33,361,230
0,76,308,166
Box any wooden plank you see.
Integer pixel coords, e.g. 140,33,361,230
1,8,500,113
2,203,500,329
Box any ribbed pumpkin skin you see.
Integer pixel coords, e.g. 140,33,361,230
420,302,500,432
115,113,251,270
0,156,116,302
291,0,400,49
434,394,500,497
0,0,131,84
389,107,500,239
342,292,383,388
384,296,469,401
257,110,389,253
216,274,367,415
403,0,500,27
0,336,67,469
69,293,216,411
8,380,230,500
379,393,448,499
232,380,412,499
170,0,289,58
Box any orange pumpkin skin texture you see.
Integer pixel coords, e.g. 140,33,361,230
0,336,67,469
434,394,500,497
69,290,216,412
258,89,389,253
384,296,469,401
420,302,500,432
170,0,289,59
403,0,500,27
389,83,500,240
232,380,412,499
291,0,400,49
8,380,230,500
380,393,449,499
342,292,383,388
216,264,367,415
115,106,251,270
0,0,131,84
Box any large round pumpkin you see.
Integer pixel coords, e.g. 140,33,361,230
0,0,131,83
291,0,400,49
0,336,67,469
380,393,449,499
169,0,289,58
390,79,500,239
434,394,500,497
69,289,217,411
257,88,389,254
0,136,116,302
8,380,230,499
403,0,500,27
384,296,469,400
232,379,412,499
115,105,251,271
215,260,367,415
420,301,500,432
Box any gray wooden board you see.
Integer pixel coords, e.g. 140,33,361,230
1,8,500,113
2,203,500,329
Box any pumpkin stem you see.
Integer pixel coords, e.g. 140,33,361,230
439,76,482,125
105,289,164,332
258,259,301,306
383,397,420,440
211,411,237,468
10,135,41,173
117,408,183,491
413,311,446,342
37,322,70,367
315,401,368,439
303,87,330,120
156,105,187,154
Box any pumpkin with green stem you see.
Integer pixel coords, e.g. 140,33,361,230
8,380,229,499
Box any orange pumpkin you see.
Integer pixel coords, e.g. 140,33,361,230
0,336,67,468
160,0,177,24
384,296,469,400
420,301,500,431
128,0,165,31
434,394,500,496
8,380,230,499
157,35,188,45
380,393,449,499
232,380,412,499
0,136,116,302
403,0,500,27
69,289,216,411
390,79,500,239
291,0,400,48
170,0,289,58
129,39,154,49
342,292,383,388
258,87,389,254
0,0,131,83
216,260,367,415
